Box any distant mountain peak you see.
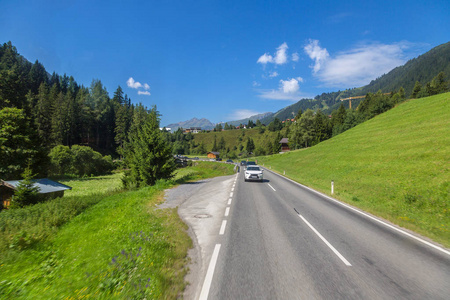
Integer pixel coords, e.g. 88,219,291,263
165,117,215,131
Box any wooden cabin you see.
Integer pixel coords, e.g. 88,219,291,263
279,138,290,152
1,178,72,208
207,152,220,159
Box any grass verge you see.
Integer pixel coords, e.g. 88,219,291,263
0,162,235,299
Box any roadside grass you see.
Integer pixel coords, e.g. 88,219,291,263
0,162,235,299
174,161,236,182
192,127,288,155
257,93,450,247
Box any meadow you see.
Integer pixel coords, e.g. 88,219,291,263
0,162,235,299
257,93,450,247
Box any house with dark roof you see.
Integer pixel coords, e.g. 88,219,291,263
0,178,72,208
279,138,290,152
190,127,202,134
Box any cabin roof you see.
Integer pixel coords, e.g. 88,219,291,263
1,178,72,194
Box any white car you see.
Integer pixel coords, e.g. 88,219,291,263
244,166,263,182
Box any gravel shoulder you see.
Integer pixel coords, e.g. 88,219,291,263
160,174,235,300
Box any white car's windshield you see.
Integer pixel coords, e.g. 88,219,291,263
247,167,260,171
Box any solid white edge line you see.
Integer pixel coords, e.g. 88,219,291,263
225,207,230,217
199,244,221,300
264,168,450,256
219,220,227,235
268,183,276,191
298,214,352,266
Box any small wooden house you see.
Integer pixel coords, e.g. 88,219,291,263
279,138,290,152
207,152,220,159
0,178,72,208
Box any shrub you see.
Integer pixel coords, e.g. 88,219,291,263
49,145,115,177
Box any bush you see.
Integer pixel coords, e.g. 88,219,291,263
48,145,73,175
49,145,115,177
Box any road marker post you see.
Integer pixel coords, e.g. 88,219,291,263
331,180,334,194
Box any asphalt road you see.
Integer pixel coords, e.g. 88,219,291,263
201,168,450,299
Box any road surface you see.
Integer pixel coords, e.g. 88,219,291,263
192,167,450,299
162,166,450,299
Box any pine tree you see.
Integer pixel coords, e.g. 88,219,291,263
411,81,422,98
11,164,41,208
51,92,67,145
211,135,218,152
28,60,48,95
34,82,52,146
122,105,176,187
115,104,129,158
218,136,226,151
246,137,255,153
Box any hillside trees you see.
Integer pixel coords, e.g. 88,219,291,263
0,42,149,179
0,107,44,179
268,117,283,131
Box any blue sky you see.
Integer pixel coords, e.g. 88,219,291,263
1,0,449,126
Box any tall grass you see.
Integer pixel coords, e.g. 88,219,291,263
258,93,450,247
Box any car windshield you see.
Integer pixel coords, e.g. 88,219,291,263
247,161,256,165
247,166,260,171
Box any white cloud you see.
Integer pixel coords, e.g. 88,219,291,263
127,77,143,89
274,42,288,64
252,81,261,87
257,77,306,101
269,71,279,78
257,90,300,101
305,40,409,87
304,39,329,73
257,42,289,65
229,109,262,120
280,78,300,94
127,77,151,95
292,52,299,62
257,53,273,64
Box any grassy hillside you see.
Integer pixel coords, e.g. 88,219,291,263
257,93,450,247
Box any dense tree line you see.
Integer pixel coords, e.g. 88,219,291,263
0,42,135,179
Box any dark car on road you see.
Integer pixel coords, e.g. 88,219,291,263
240,161,247,166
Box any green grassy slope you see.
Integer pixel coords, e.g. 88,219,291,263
258,93,450,247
